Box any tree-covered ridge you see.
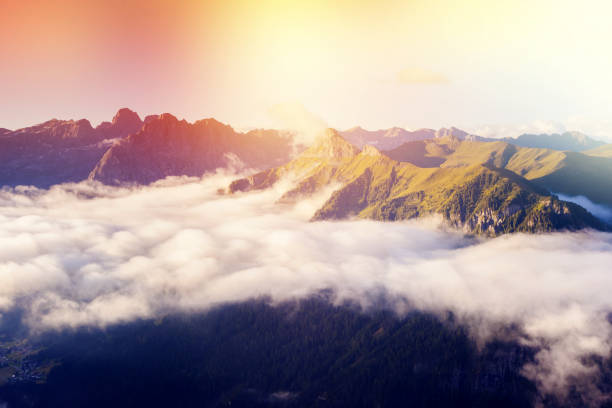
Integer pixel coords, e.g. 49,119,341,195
0,299,539,408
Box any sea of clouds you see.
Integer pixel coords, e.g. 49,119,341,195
2,173,612,403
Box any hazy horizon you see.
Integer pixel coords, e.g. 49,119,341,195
3,0,612,140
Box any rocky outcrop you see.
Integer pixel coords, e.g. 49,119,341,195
96,108,144,139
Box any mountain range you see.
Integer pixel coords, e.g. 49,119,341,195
341,126,603,152
229,130,611,236
500,131,605,151
0,108,143,187
88,113,294,185
340,126,487,150
0,109,294,188
3,110,612,235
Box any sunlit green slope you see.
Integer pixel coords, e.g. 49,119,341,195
229,130,607,235
387,137,612,206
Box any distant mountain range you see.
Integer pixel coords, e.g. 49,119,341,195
0,109,294,188
2,110,609,189
500,131,605,151
2,110,612,235
340,126,487,150
341,126,604,152
0,108,143,187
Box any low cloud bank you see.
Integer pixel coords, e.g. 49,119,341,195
2,175,612,403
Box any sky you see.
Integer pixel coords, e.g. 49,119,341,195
2,0,612,139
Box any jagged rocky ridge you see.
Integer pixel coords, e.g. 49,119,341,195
3,109,612,206
230,130,608,236
0,109,296,188
340,126,487,150
88,113,295,185
0,108,143,187
341,126,609,153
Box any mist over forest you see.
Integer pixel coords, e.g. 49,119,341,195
1,174,612,406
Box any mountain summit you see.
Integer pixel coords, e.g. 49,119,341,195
110,108,143,134
95,108,143,140
303,128,359,161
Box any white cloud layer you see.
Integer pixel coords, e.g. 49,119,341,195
1,175,612,403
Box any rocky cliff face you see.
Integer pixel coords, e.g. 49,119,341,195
0,108,144,188
96,108,144,140
0,108,296,188
89,114,294,185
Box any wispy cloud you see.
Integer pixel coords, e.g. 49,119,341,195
267,102,328,146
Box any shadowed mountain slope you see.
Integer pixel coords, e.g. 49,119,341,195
89,114,295,185
0,108,144,188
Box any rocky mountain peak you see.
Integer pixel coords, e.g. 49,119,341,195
112,108,141,127
95,108,143,138
307,129,359,161
75,118,94,131
360,144,382,156
383,127,406,138
141,113,181,132
435,127,470,140
158,113,179,123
